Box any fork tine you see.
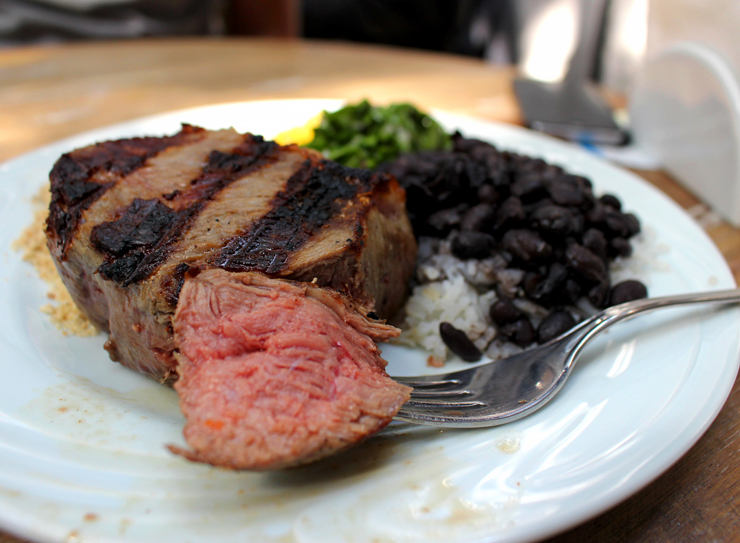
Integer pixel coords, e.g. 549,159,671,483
394,377,462,388
409,388,473,399
395,402,489,425
403,398,487,408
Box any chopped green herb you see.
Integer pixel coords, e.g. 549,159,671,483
306,100,452,169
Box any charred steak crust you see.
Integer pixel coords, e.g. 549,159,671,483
91,197,179,284
216,159,390,275
89,134,282,287
47,124,206,256
161,262,191,307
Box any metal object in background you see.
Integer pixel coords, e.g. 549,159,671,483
514,0,628,145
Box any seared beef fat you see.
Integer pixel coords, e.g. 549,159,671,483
45,125,416,469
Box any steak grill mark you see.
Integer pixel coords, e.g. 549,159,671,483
91,134,281,288
47,124,206,256
216,160,385,274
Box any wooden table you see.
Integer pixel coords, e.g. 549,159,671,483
1,38,739,543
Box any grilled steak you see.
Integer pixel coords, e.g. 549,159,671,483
45,124,416,469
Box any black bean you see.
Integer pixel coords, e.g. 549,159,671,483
599,194,622,211
499,317,535,347
488,166,512,189
452,231,496,260
586,202,607,225
609,237,632,258
426,207,462,236
455,202,471,216
502,151,517,169
461,203,496,232
419,157,469,204
565,243,607,284
464,161,492,191
531,262,569,304
582,228,607,260
530,205,576,237
522,271,543,298
439,322,482,362
609,280,648,306
588,281,611,308
502,229,552,263
537,310,576,343
548,178,585,207
494,196,525,231
623,212,641,237
511,173,547,203
471,138,502,156
489,298,523,325
563,278,583,304
523,197,555,216
527,158,548,172
604,212,630,239
452,132,485,153
550,242,567,263
541,164,564,180
477,184,499,204
573,174,593,190
570,211,586,237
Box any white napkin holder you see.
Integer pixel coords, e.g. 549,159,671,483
629,41,740,226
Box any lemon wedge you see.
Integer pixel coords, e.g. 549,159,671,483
273,112,324,146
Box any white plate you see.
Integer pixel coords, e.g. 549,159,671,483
0,99,738,543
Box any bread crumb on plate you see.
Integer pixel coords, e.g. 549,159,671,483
13,187,97,337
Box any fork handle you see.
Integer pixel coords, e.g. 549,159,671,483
609,287,740,316
564,287,740,361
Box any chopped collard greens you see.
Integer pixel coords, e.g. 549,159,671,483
306,100,452,169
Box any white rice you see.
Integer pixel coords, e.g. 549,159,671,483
397,272,496,361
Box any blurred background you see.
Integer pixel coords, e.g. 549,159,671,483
0,0,735,96
0,0,734,96
0,0,672,94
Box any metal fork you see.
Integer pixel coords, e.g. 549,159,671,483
393,288,740,428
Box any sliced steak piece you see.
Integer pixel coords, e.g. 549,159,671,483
45,125,417,384
170,269,410,470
